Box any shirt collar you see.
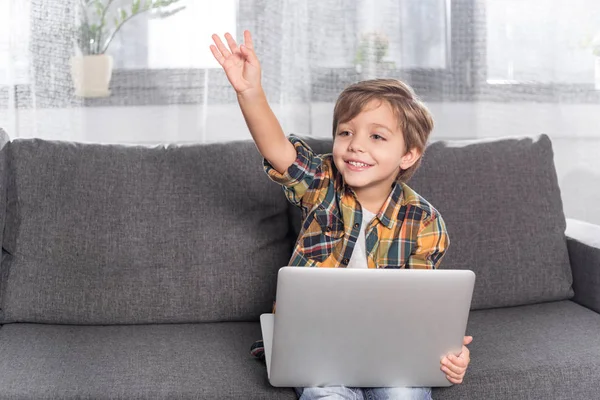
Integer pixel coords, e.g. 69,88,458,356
339,176,404,230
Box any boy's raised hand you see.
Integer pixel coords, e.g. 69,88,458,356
440,335,473,384
210,30,261,96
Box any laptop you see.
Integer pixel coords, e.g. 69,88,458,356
260,267,475,388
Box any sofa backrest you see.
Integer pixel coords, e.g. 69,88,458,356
0,129,9,322
301,135,573,310
0,133,575,323
0,138,293,325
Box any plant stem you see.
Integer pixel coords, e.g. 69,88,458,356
79,0,91,53
100,7,150,54
95,0,116,53
98,0,116,31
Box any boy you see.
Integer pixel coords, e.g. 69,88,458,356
210,30,472,400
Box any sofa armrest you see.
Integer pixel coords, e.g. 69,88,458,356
566,218,600,314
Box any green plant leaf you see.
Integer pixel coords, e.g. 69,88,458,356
93,0,104,17
150,5,185,19
97,0,184,54
161,0,182,6
132,0,141,15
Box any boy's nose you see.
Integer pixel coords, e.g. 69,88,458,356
348,137,366,152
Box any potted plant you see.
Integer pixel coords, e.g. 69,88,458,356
71,0,185,98
354,32,395,78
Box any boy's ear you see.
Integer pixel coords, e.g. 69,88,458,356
400,147,422,170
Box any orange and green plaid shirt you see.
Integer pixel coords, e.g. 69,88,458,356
263,135,449,269
250,135,450,359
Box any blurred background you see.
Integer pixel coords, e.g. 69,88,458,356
0,0,599,224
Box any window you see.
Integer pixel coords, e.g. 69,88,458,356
356,0,449,69
311,0,450,70
0,0,30,85
486,0,600,84
107,0,237,70
148,0,236,69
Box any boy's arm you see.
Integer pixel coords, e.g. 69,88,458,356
407,213,449,269
210,30,296,174
237,91,296,174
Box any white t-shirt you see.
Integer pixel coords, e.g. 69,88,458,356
346,208,377,269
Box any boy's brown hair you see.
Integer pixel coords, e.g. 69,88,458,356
332,79,434,182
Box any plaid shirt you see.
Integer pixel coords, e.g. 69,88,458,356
250,135,450,360
264,135,449,269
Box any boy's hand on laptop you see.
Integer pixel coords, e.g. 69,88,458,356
440,335,473,384
210,30,262,97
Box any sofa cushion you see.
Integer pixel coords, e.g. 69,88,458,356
0,322,295,399
432,300,600,400
0,302,595,400
300,135,573,310
0,139,293,324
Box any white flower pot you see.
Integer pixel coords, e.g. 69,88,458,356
595,57,600,90
70,54,113,98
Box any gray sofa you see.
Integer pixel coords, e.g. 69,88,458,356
0,127,598,400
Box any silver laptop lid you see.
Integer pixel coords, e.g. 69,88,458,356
267,267,475,388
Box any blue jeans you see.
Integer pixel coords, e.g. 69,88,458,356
295,386,432,400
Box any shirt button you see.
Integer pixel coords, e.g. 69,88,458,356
343,258,349,265
354,223,359,228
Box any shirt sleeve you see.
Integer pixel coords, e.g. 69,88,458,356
263,135,325,211
407,212,449,269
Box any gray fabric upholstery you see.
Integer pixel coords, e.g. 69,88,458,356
0,129,9,323
0,133,593,400
299,135,574,310
0,322,295,400
0,138,294,324
566,218,600,314
0,302,597,400
432,300,600,400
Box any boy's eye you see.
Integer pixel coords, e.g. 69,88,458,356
338,131,350,136
372,134,385,140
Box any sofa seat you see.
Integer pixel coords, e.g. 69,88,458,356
1,300,598,400
434,300,600,400
0,322,295,399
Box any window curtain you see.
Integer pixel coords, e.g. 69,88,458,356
0,0,599,223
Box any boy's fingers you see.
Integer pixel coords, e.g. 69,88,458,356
460,346,471,362
211,34,231,59
240,45,259,66
244,30,254,49
209,45,225,65
441,364,463,380
224,32,239,53
447,375,463,384
449,354,468,368
464,336,474,345
457,347,471,367
442,360,465,375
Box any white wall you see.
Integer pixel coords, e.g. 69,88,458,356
1,102,599,224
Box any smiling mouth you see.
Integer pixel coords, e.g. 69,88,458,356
346,160,373,170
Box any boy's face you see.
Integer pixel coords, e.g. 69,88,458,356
333,99,420,203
